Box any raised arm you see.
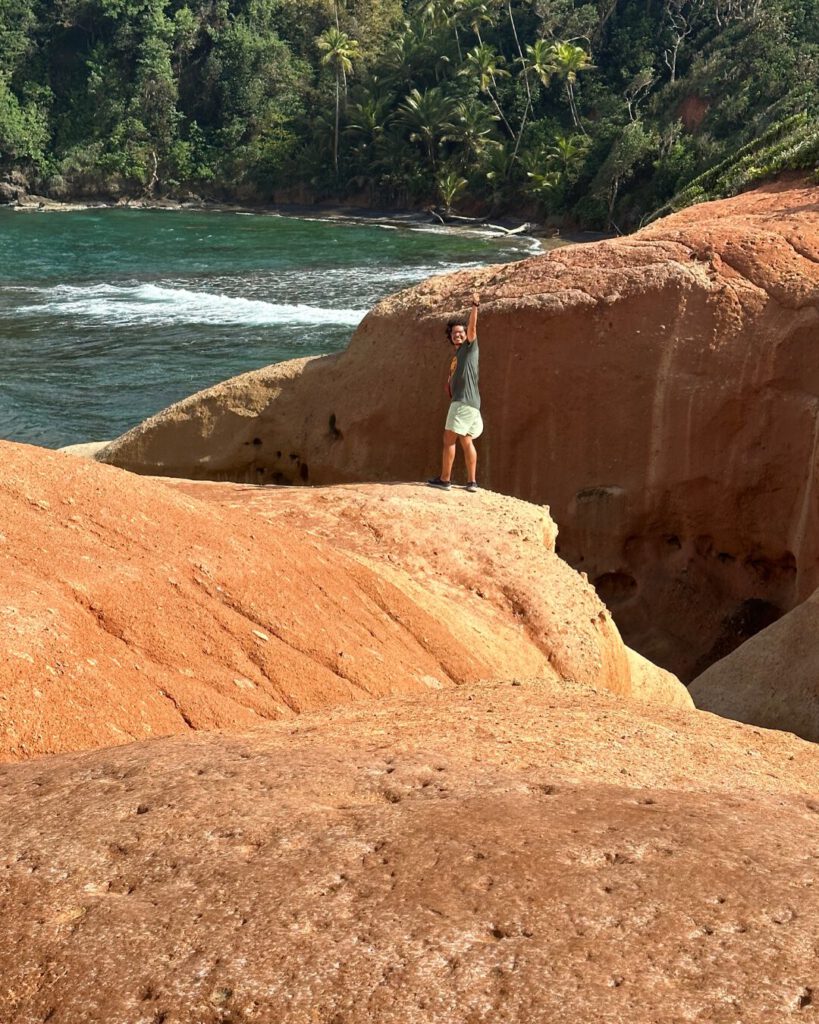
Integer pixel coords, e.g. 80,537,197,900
466,290,480,342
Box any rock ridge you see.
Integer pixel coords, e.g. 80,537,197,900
0,442,687,761
95,180,819,680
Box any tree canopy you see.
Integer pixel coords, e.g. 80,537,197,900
1,0,818,227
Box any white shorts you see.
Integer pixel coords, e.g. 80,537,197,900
445,400,483,439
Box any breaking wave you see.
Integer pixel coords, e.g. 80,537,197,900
10,282,368,328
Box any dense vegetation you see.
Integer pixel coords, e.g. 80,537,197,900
1,0,818,227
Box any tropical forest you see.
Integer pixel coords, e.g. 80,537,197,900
1,0,818,227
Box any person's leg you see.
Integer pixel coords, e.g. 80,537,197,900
440,429,458,481
459,433,477,483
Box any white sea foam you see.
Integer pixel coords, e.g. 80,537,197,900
292,260,487,287
408,224,539,246
408,225,507,239
12,283,367,327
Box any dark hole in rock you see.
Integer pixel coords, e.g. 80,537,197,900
252,437,262,446
575,485,623,504
692,598,783,677
272,471,288,485
717,551,736,563
731,598,783,636
289,452,299,461
276,450,281,458
594,571,638,606
329,413,343,440
663,534,681,549
743,550,797,583
300,463,309,482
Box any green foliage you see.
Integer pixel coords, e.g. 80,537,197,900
1,0,817,225
436,166,468,211
593,120,658,227
0,76,50,163
659,113,819,217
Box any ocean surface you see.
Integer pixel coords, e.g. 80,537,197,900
0,207,539,448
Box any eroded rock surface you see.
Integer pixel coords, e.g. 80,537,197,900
690,584,819,741
1,679,817,1024
0,442,686,761
97,179,819,680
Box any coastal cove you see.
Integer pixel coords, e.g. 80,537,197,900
0,207,542,449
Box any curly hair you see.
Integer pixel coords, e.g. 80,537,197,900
445,317,467,342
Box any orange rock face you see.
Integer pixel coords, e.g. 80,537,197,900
1,679,818,1024
97,179,819,681
0,442,687,761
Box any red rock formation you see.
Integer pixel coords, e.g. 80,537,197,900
690,584,819,741
96,180,819,681
1,679,817,1024
0,442,687,761
678,94,709,131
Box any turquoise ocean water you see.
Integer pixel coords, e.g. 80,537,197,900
0,208,536,448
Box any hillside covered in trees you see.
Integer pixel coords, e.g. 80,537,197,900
1,0,818,227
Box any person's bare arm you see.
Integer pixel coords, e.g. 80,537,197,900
466,290,480,342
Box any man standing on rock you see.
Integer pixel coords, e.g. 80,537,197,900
428,291,482,493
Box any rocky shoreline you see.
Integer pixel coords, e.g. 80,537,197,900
0,176,592,244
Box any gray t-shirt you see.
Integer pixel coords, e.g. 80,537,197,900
450,338,480,409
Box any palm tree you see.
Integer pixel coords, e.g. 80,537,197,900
410,0,467,60
397,86,457,170
507,0,533,161
455,0,497,45
436,166,468,212
524,166,563,202
522,131,589,206
464,41,507,93
449,96,500,163
543,41,595,133
345,93,393,144
462,42,513,138
344,92,394,164
524,38,555,89
416,0,447,28
533,132,589,173
481,143,518,207
546,132,590,175
317,26,361,173
381,20,451,90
